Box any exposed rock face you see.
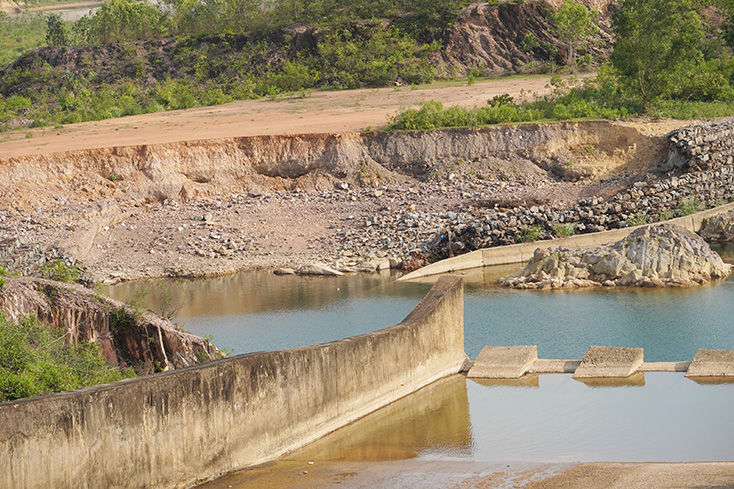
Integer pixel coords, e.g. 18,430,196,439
0,277,222,374
499,225,731,289
699,210,734,243
444,0,614,76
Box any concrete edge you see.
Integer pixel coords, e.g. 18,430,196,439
465,348,730,378
399,202,734,281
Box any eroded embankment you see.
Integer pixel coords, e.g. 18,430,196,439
0,121,664,210
0,277,220,373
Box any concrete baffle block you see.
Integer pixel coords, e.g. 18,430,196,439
686,349,734,377
573,346,644,379
467,345,537,379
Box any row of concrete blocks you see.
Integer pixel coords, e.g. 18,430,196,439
466,345,734,379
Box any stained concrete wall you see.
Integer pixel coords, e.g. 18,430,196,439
0,276,465,489
400,202,734,280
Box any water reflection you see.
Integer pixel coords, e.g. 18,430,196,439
107,245,734,361
289,375,473,462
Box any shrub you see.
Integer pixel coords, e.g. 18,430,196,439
0,314,136,402
553,223,576,237
626,212,649,226
678,198,704,216
519,225,543,242
37,259,80,283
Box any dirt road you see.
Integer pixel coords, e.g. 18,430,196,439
1,75,573,158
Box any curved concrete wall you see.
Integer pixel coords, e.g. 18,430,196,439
0,276,465,489
400,202,734,280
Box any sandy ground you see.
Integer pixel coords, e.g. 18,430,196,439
1,75,579,158
198,460,734,489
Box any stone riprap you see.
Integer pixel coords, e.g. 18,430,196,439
498,224,731,289
699,209,734,243
686,349,734,377
666,117,734,172
426,118,734,262
573,346,644,379
467,345,538,378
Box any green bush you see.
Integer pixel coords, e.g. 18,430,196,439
0,314,136,402
678,198,704,216
37,259,80,283
519,225,543,242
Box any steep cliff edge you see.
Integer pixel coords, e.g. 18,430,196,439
0,277,222,373
444,0,613,75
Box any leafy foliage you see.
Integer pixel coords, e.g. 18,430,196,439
0,314,136,402
37,260,80,283
611,0,704,110
552,0,599,72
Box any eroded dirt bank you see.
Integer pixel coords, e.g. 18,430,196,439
0,120,687,283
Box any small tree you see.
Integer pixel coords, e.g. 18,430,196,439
45,13,69,46
611,0,703,111
552,0,599,72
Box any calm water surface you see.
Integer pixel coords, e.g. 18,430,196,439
108,247,734,361
107,247,734,464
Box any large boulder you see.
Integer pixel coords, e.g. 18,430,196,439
699,210,734,243
499,224,731,289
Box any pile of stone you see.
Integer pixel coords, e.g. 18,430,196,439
498,224,731,289
0,238,85,279
426,166,734,261
667,117,734,172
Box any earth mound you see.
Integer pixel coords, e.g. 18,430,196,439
499,224,732,289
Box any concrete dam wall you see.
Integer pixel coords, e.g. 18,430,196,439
0,276,466,489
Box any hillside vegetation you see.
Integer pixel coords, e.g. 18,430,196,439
2,0,734,131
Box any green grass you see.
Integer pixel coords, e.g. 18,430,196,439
0,313,136,402
519,225,543,242
678,198,704,216
0,13,49,69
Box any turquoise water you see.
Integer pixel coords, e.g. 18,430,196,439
106,254,734,466
108,266,734,362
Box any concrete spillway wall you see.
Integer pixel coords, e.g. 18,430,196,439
0,276,466,489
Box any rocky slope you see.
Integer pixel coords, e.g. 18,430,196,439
0,0,614,104
498,224,732,289
443,0,613,76
0,277,222,373
0,121,670,281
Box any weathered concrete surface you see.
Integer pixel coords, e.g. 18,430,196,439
400,202,734,281
573,346,644,379
0,276,466,489
686,349,734,377
467,345,537,378
639,361,691,372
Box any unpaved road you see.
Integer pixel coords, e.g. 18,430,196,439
1,75,576,158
